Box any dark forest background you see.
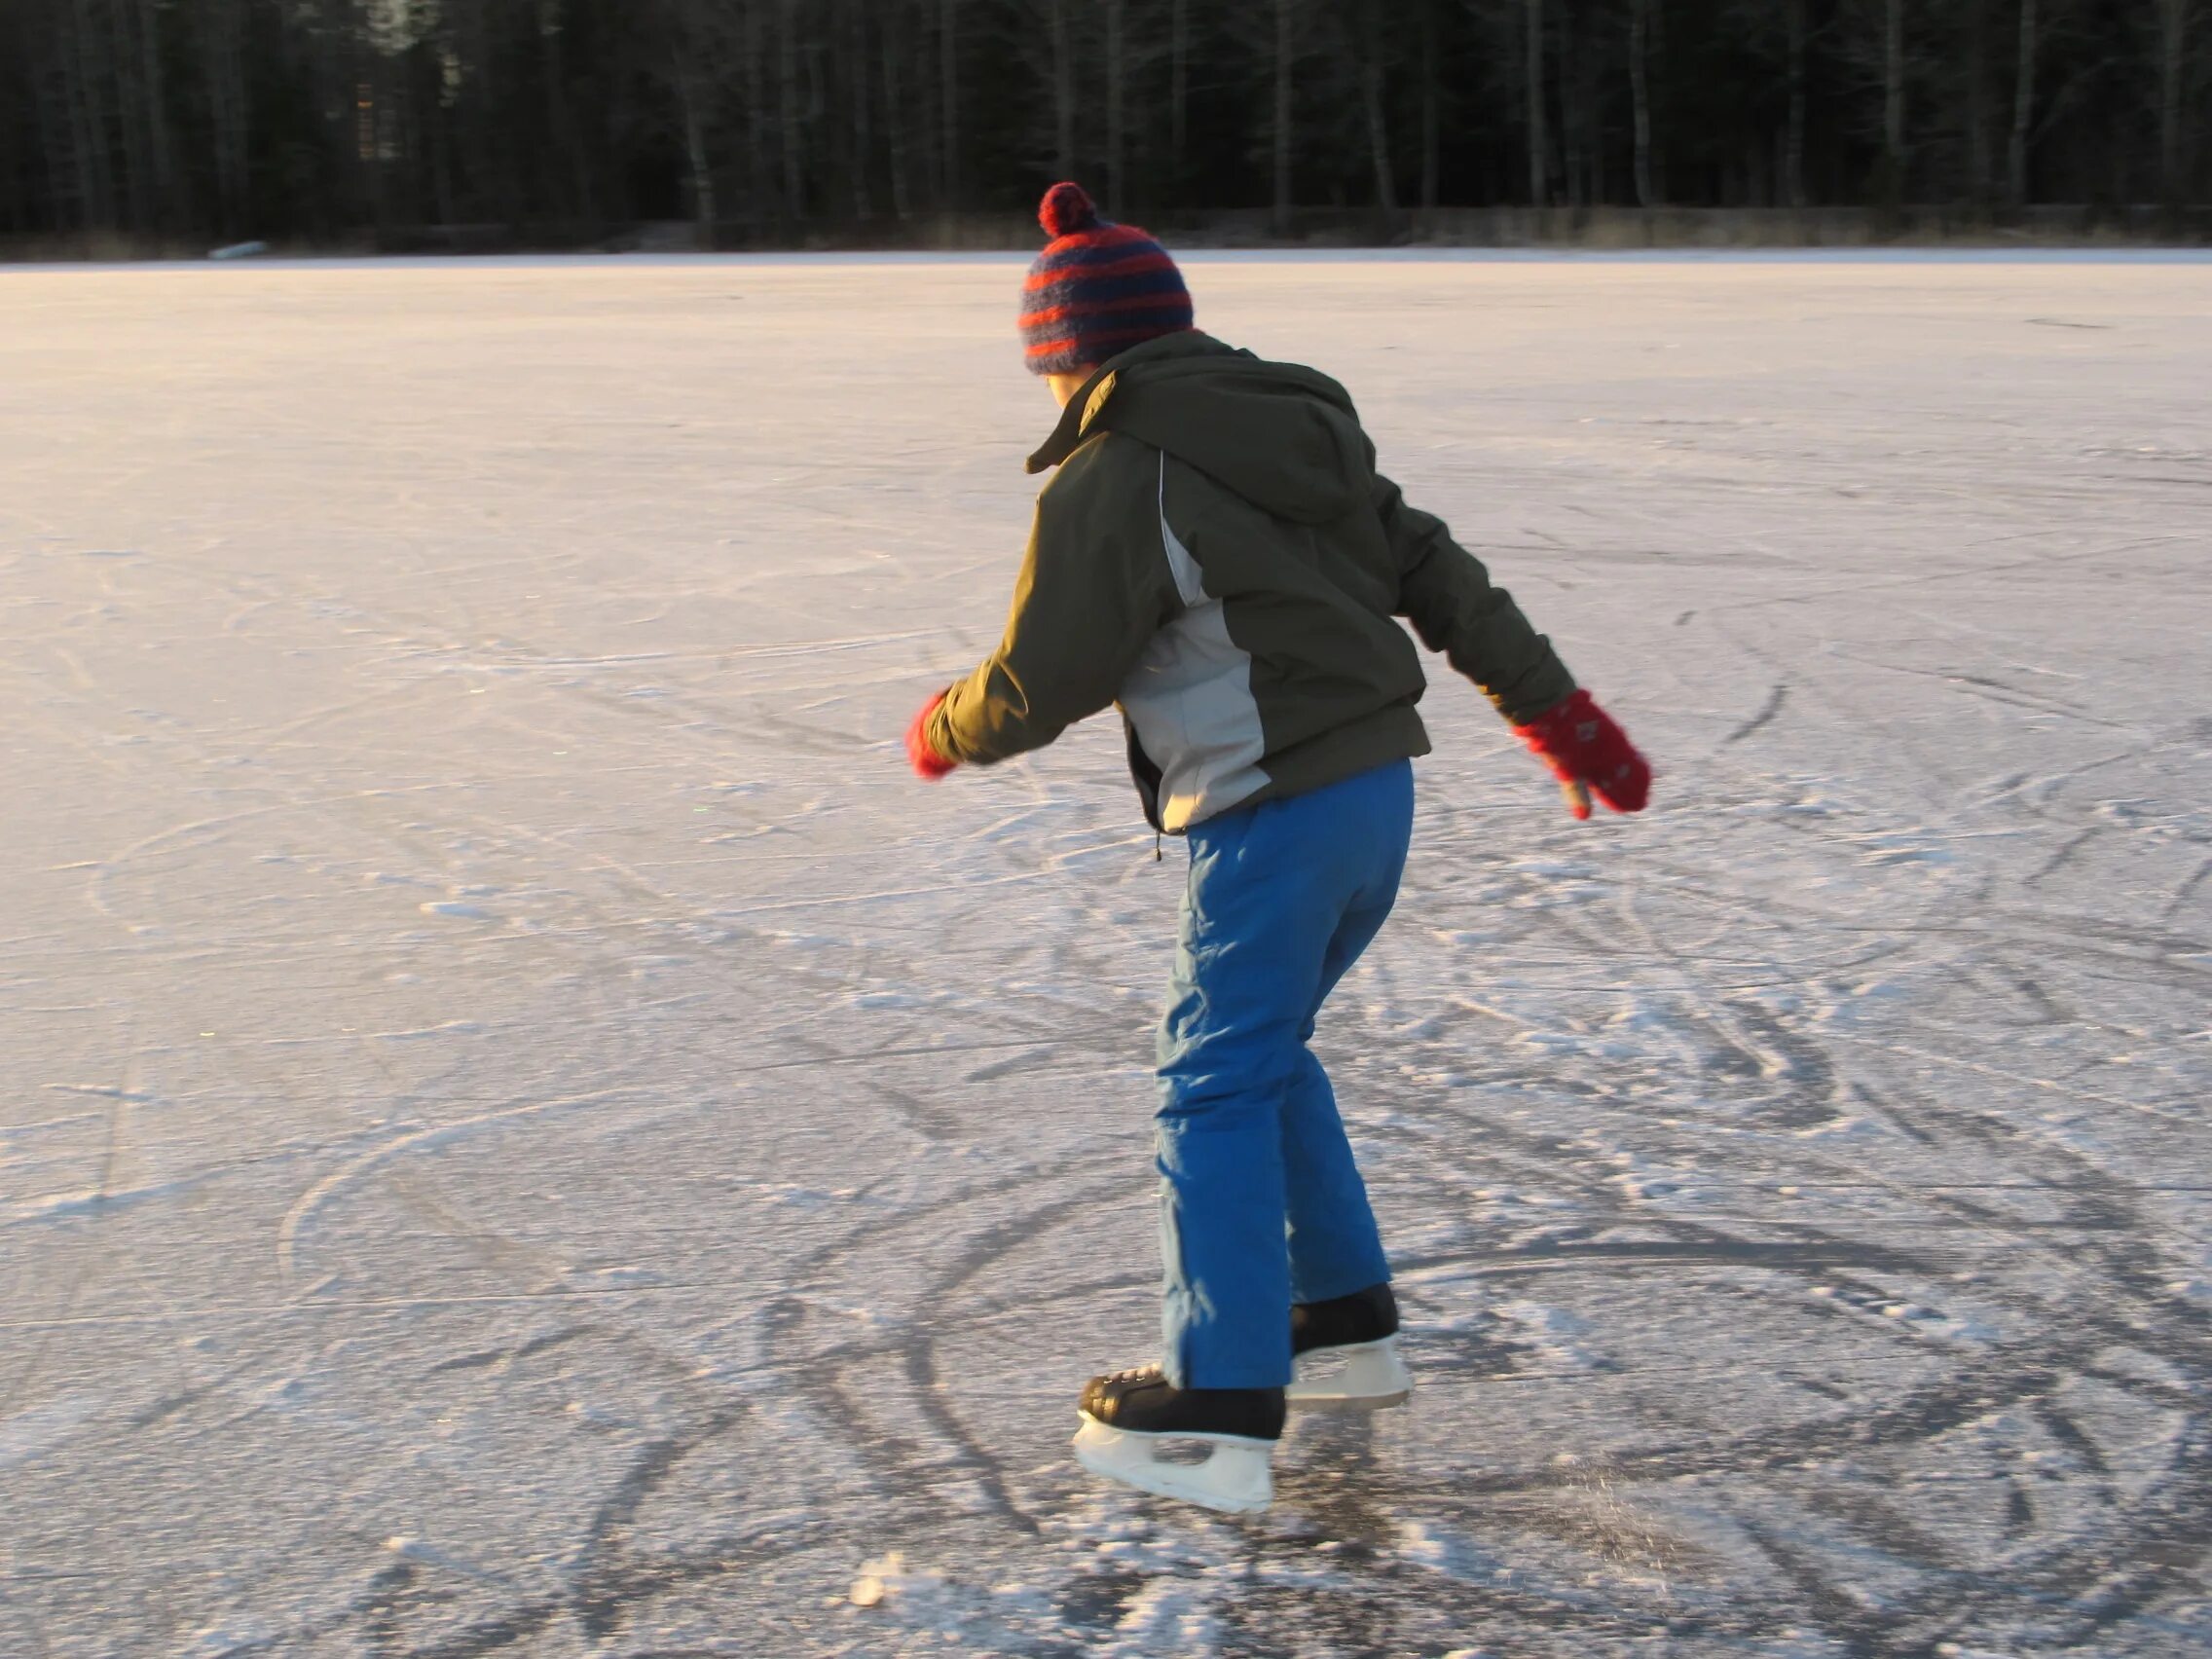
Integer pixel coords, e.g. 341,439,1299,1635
0,0,2204,251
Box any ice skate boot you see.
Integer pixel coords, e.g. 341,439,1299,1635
1287,1283,1411,1410
1072,1365,1283,1514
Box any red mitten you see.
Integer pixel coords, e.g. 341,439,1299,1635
905,690,958,781
1514,689,1650,821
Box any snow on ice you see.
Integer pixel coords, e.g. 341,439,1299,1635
3,253,2208,1655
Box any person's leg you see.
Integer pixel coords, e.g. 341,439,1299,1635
1279,908,1395,1306
1156,785,1371,1390
1279,761,1415,1307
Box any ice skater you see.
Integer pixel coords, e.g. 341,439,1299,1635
903,183,1651,1512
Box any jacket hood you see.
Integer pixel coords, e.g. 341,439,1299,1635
1025,332,1370,526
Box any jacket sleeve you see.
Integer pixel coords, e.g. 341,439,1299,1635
928,439,1177,765
1373,467,1576,725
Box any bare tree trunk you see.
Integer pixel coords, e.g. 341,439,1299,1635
1171,0,1188,168
430,77,457,227
939,0,958,208
2009,0,2036,207
136,0,173,229
1629,0,1653,206
1106,0,1124,210
1581,11,1603,204
350,54,380,232
1525,0,1546,206
1786,0,1806,208
376,78,403,226
32,70,77,232
1565,0,1595,203
1965,0,1991,204
779,0,803,220
398,67,427,225
68,0,116,232
743,0,773,225
106,0,150,231
2157,0,2187,210
535,0,591,217
848,0,872,220
1419,0,1439,209
1883,0,1905,183
1557,0,1581,205
447,0,506,221
678,61,716,240
803,15,830,206
1272,0,1295,234
1354,0,1395,215
46,41,83,230
204,0,251,233
1361,58,1395,213
882,6,911,220
1051,0,1074,179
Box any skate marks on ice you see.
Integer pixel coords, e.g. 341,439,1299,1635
633,961,2207,1652
820,1173,2207,1657
4,261,2210,1655
810,268,2211,1652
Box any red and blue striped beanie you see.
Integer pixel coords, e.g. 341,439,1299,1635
1019,182,1194,376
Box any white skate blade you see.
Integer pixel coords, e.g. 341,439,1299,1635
1286,1336,1412,1410
1071,1416,1274,1514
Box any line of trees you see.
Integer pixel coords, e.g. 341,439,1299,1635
0,0,2203,249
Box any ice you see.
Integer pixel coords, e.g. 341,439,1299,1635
3,253,2208,1655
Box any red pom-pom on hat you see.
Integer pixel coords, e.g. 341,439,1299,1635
1020,182,1190,376
1039,182,1099,239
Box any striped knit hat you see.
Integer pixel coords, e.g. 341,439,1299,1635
1019,182,1194,377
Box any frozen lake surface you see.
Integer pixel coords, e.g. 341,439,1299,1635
3,256,2208,1656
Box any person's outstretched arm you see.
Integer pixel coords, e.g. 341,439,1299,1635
1374,467,1650,819
1374,468,1575,722
909,441,1175,776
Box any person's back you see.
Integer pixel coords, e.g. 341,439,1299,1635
905,184,1649,1514
984,325,1579,832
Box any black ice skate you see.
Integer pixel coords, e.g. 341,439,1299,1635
1072,1365,1284,1513
1288,1283,1412,1409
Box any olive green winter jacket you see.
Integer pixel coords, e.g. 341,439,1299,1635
925,330,1575,832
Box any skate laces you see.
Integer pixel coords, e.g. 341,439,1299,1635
1102,1364,1165,1387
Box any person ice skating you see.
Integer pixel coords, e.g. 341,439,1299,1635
903,183,1651,1513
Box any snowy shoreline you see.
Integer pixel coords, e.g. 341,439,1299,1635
6,244,2212,276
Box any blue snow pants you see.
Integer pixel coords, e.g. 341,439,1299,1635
1156,759,1414,1389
